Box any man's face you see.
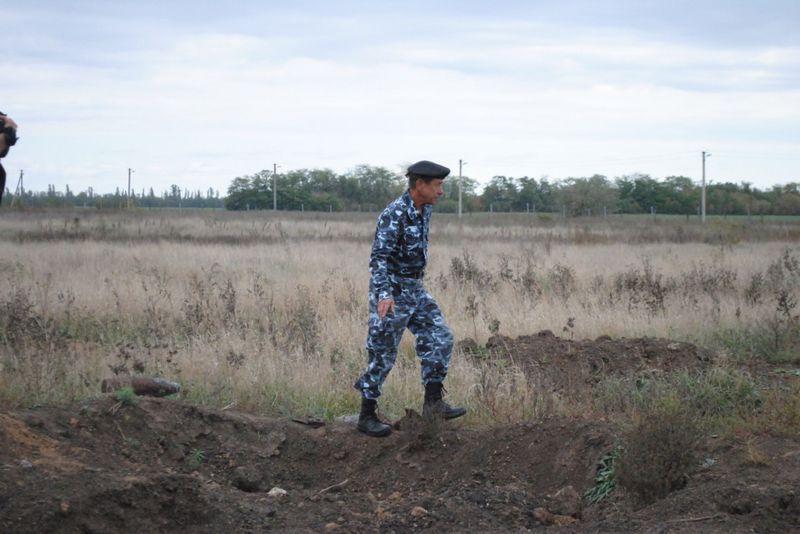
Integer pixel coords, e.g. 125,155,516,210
415,178,445,205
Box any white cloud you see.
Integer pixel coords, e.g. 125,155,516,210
3,2,799,194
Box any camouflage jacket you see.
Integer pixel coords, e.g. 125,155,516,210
369,190,432,301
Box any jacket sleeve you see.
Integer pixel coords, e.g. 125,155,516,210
369,207,400,301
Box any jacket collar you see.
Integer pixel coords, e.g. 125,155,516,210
402,189,430,220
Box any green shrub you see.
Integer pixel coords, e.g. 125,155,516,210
115,386,139,406
594,368,762,431
715,320,800,364
186,448,206,469
585,446,621,503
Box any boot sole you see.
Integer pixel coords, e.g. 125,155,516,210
423,409,467,420
357,424,391,437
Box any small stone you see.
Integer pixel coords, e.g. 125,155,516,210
334,414,359,426
533,507,577,526
24,415,44,428
267,486,288,498
264,432,286,458
410,506,428,517
333,451,347,460
547,485,582,518
533,507,552,524
19,459,33,469
324,523,340,531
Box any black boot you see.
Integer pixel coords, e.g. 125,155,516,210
357,398,391,437
423,382,467,420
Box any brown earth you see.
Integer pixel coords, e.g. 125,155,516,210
463,330,716,392
1,334,799,533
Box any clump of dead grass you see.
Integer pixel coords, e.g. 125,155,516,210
616,400,702,503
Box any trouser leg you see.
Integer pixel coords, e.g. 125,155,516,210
407,290,453,385
354,287,409,400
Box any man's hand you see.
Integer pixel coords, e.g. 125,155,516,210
377,298,395,320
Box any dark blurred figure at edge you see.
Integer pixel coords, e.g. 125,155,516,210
0,112,19,204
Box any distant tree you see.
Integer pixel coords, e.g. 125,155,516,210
774,182,800,215
624,174,666,213
346,165,405,210
615,176,640,213
482,176,519,211
304,168,339,194
662,176,697,215
517,176,554,212
225,176,257,210
557,175,618,216
439,176,480,213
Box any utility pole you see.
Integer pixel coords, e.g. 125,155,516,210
701,151,711,224
10,169,23,207
127,168,135,208
273,163,278,210
458,159,466,218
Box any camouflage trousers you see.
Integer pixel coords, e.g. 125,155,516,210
354,277,454,400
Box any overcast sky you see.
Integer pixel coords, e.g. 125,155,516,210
2,0,799,195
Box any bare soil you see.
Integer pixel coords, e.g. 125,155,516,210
466,330,716,391
2,334,799,533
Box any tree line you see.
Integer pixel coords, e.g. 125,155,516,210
225,166,800,216
2,184,224,209
3,166,799,216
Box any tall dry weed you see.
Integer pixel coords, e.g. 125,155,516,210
617,401,701,503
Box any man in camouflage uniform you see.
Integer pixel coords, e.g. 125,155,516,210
354,160,466,437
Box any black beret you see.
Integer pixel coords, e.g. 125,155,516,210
406,160,450,179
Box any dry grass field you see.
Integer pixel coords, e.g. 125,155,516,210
1,208,798,427
2,208,800,531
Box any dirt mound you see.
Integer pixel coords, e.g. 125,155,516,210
0,397,610,532
1,389,798,532
459,331,715,394
1,335,797,532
